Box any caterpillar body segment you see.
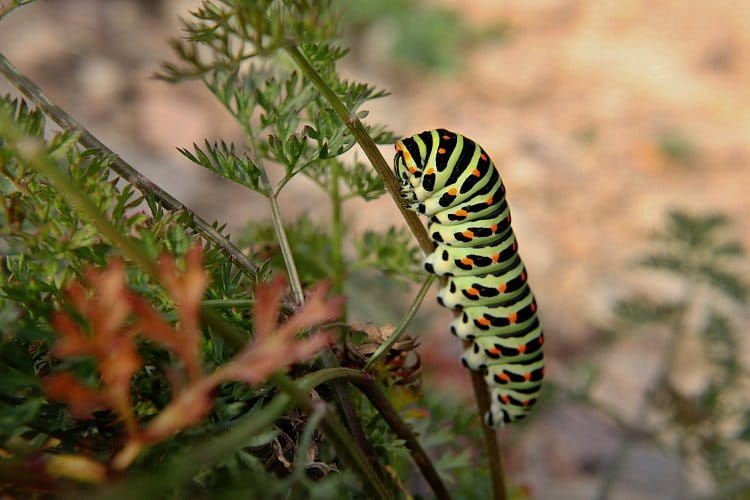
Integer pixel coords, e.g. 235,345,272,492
461,319,545,369
437,259,528,309
394,128,544,427
428,182,507,225
451,288,537,339
428,199,512,248
423,228,518,277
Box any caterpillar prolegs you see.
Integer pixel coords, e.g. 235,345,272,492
394,129,544,427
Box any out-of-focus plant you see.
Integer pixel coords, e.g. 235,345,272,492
339,0,511,73
585,211,750,498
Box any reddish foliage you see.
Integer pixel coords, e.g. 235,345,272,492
43,246,343,471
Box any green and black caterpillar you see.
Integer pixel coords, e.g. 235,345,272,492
394,129,544,427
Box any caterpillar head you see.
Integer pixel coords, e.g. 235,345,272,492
393,140,420,189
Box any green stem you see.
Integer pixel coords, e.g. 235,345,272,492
364,274,435,370
268,192,305,304
272,373,393,500
0,51,259,280
330,160,345,296
298,367,369,391
227,88,305,306
286,42,507,499
469,369,507,500
284,44,433,254
200,299,254,308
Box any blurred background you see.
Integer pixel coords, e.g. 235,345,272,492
2,0,749,498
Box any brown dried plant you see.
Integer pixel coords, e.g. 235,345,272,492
42,245,342,473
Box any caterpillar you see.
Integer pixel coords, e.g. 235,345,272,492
393,128,544,427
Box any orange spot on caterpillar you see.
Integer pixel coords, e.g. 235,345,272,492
478,317,491,326
455,209,468,217
517,344,527,353
438,148,447,154
507,215,512,223
508,312,518,323
491,224,498,233
462,230,474,239
500,394,510,403
442,135,451,140
491,254,500,263
497,282,507,292
395,144,402,151
499,372,510,381
425,168,435,175
472,168,481,177
539,335,544,345
486,196,494,204
521,271,527,281
512,242,518,251
448,187,458,196
488,347,501,355
466,287,479,296
530,302,537,313
408,166,417,174
522,399,530,406
480,153,488,161
523,372,531,381
461,257,474,266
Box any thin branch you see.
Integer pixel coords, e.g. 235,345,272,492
469,368,507,500
353,376,452,500
1,111,252,353
283,44,433,253
330,159,345,296
285,42,507,499
0,51,259,280
365,274,435,370
302,369,452,500
267,192,305,303
228,87,384,480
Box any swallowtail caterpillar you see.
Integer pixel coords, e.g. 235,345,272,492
394,129,544,426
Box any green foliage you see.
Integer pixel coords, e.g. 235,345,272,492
657,128,697,165
0,92,277,494
604,210,750,489
178,139,264,193
642,211,747,302
0,0,453,497
354,227,422,281
240,215,335,285
339,0,511,73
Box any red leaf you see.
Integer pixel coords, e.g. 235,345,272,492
43,373,108,418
